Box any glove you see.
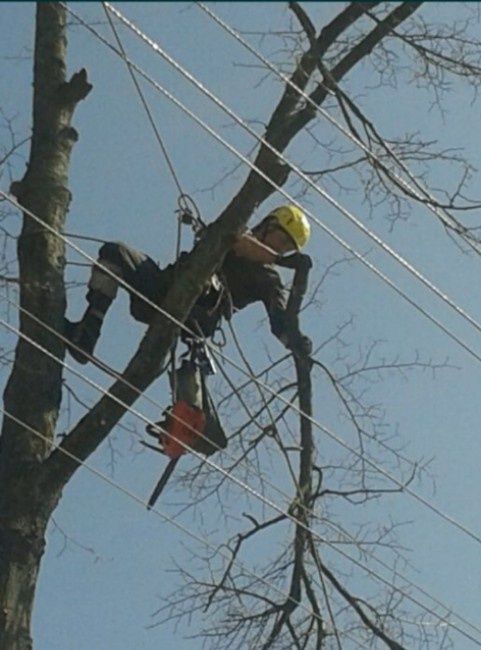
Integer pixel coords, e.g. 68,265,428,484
276,252,313,272
289,332,313,357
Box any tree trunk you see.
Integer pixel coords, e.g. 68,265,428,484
0,4,91,648
0,487,54,650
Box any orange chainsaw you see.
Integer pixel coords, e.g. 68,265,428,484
144,347,226,508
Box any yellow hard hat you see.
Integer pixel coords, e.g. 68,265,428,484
269,205,311,250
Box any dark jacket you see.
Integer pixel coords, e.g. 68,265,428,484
187,251,291,343
98,242,300,346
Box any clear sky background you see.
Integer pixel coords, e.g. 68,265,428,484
2,2,481,649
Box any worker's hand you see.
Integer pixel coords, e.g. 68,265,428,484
289,332,313,357
276,252,313,272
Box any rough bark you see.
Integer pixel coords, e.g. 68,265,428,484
0,4,91,648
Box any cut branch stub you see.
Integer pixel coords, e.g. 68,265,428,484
56,68,92,105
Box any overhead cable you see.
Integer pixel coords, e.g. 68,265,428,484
104,1,481,345
1,321,478,646
7,188,481,552
196,2,481,254
0,406,325,627
64,3,481,377
2,0,480,624
5,189,481,604
6,294,476,640
50,10,481,543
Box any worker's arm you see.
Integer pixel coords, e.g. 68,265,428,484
278,253,312,316
232,233,279,264
233,235,313,273
257,268,312,357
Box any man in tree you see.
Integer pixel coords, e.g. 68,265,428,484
65,205,313,364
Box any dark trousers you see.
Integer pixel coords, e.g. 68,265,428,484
89,242,223,337
89,242,174,324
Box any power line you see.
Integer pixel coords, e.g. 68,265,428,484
2,1,480,628
195,2,481,255
0,406,326,629
2,320,479,645
65,3,481,380
7,187,481,552
104,1,481,348
5,285,481,642
6,294,478,641
50,5,481,545
1,2,478,640
3,202,481,645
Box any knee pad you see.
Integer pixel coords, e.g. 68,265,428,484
88,261,120,299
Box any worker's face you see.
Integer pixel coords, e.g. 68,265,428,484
263,226,297,255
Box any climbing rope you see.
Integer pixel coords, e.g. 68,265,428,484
102,4,206,250
102,3,208,401
102,3,184,199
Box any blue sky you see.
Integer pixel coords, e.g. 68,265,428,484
2,2,481,648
